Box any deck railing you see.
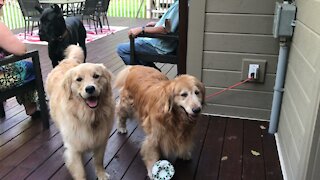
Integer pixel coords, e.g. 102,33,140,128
0,0,25,30
0,0,172,30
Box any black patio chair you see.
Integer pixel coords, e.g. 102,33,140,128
129,32,180,73
131,0,188,75
96,0,111,30
17,0,42,39
80,0,102,34
129,19,181,73
0,50,49,129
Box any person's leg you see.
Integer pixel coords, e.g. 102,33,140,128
16,90,39,117
17,61,39,117
117,39,161,71
134,39,161,71
117,42,131,65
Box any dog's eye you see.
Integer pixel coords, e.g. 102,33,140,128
181,92,188,97
76,77,82,82
93,74,100,79
195,90,200,95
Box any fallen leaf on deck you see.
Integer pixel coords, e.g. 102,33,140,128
251,150,261,156
221,156,228,161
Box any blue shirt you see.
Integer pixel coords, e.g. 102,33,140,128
141,0,179,54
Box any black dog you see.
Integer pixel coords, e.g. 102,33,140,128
36,4,87,67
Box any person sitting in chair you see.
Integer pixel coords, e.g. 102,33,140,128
0,0,39,118
117,0,179,70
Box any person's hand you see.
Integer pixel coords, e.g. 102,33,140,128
128,27,142,38
146,21,157,27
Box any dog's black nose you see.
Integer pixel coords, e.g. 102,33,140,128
85,86,95,94
192,107,201,114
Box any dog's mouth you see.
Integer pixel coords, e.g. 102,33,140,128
83,95,99,108
180,106,199,121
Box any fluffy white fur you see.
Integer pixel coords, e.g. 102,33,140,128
46,45,114,180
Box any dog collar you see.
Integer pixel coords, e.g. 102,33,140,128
58,30,68,41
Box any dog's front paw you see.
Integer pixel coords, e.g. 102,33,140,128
117,127,128,134
97,172,110,180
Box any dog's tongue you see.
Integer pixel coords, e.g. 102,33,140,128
86,97,98,108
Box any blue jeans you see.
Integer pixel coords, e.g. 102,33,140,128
117,38,159,69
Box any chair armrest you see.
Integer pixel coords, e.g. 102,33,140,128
0,50,39,66
135,32,179,40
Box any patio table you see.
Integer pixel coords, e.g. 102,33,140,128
39,0,85,16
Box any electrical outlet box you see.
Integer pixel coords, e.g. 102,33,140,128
241,59,267,83
248,64,260,79
272,1,297,38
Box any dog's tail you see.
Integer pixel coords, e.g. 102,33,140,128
114,66,132,89
64,45,85,64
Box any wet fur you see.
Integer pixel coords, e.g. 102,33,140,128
46,45,114,180
114,66,205,178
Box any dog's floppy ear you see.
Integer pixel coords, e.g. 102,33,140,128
196,79,206,105
52,4,62,14
62,69,74,100
163,82,175,113
35,5,43,14
98,64,113,92
99,64,112,82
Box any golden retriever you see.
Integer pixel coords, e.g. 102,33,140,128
114,65,205,178
46,45,114,180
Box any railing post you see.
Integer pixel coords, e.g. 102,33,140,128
146,0,152,18
178,0,188,74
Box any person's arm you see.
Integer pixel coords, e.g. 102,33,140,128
128,26,168,37
145,21,157,27
0,22,26,56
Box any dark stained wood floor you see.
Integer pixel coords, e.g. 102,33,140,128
0,17,283,180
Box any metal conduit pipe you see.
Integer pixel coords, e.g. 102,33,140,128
269,38,289,134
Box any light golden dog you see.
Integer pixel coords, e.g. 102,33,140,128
46,45,114,180
114,65,205,178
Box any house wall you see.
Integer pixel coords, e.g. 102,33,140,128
276,0,320,180
187,0,280,120
188,0,320,179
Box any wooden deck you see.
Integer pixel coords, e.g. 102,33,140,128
0,17,283,180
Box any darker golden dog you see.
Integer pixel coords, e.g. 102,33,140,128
46,45,114,180
114,65,205,178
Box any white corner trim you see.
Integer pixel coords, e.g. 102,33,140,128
275,133,288,180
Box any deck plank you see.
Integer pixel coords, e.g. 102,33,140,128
0,119,47,161
25,146,65,180
262,122,283,180
121,153,148,180
0,110,28,135
105,126,145,179
242,121,265,180
2,129,63,180
195,116,226,180
173,115,210,180
218,118,244,180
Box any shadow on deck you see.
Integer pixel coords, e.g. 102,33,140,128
0,17,283,180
